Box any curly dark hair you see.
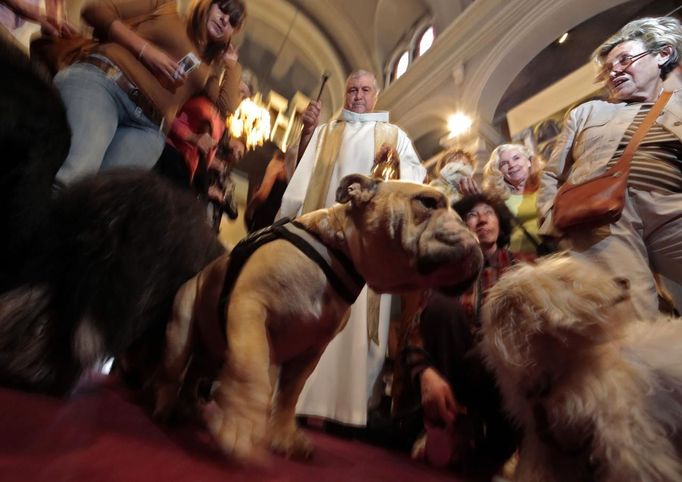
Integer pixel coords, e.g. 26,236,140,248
453,193,513,249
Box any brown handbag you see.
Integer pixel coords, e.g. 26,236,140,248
552,90,672,231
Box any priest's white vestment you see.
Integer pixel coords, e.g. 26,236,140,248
278,109,425,426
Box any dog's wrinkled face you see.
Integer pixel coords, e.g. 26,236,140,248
335,174,483,294
480,253,631,372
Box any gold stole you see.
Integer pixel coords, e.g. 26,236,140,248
300,119,399,345
301,120,346,214
366,123,399,344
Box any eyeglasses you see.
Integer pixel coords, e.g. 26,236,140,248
596,50,655,81
217,2,243,28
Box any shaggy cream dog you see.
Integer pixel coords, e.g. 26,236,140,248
480,254,682,482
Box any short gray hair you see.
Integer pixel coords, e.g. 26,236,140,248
345,69,379,92
592,16,682,79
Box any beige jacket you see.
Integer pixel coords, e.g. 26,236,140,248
537,91,682,235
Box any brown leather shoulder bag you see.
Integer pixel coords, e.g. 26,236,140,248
552,90,672,231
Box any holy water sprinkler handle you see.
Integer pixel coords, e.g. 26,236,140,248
315,72,330,102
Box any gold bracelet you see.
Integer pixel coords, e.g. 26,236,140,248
138,42,148,60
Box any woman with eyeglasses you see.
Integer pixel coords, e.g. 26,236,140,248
538,16,682,319
51,0,245,190
404,193,518,477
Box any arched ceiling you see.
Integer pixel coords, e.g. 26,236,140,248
61,0,678,161
374,0,428,67
234,0,349,120
207,0,678,159
375,0,677,159
235,0,463,117
494,0,681,123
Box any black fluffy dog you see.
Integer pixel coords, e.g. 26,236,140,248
0,36,70,291
0,39,224,394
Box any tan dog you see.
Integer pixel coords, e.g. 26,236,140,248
480,254,682,482
152,174,483,461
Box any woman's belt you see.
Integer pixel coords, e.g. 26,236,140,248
81,56,164,128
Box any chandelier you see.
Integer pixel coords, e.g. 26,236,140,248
227,95,271,150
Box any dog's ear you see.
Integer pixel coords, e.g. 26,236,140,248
336,174,380,206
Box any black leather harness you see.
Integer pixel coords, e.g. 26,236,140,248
217,217,365,331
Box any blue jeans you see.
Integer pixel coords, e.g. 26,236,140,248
53,61,165,188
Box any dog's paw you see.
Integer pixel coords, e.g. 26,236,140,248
152,381,181,422
204,393,268,462
270,426,314,459
411,432,426,461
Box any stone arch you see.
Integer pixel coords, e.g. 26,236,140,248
375,0,427,71
464,0,630,124
244,0,348,112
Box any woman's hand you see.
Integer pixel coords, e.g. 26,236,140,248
194,133,217,156
5,0,75,36
38,17,77,38
139,43,182,85
44,0,77,37
457,176,481,196
420,367,457,426
222,42,238,64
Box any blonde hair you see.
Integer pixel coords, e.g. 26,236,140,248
592,16,682,80
186,0,246,62
482,144,543,199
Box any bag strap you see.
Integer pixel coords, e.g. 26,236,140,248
610,90,673,175
512,212,543,250
500,203,543,250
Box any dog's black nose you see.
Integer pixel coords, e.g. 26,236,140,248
614,277,630,290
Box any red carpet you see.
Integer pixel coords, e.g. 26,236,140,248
0,375,462,482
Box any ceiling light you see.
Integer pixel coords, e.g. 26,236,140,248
447,113,472,138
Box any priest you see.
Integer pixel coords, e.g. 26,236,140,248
279,69,425,427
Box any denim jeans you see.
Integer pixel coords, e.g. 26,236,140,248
53,61,165,188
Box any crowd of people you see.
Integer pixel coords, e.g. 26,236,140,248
2,1,682,479
1,0,249,221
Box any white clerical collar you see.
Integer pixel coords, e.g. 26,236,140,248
341,109,390,123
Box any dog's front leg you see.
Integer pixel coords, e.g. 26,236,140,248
593,413,682,482
515,435,567,482
204,299,271,462
152,277,198,421
269,347,325,459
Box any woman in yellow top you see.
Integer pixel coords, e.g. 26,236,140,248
52,0,244,189
482,144,544,261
